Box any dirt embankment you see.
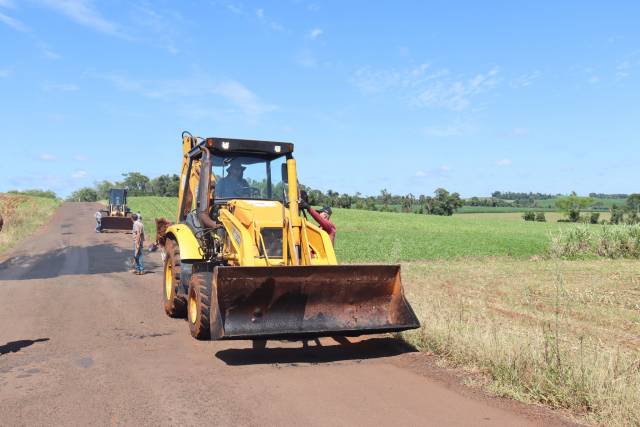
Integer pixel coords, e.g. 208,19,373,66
0,194,61,253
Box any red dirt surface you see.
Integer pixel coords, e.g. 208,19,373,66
0,203,580,426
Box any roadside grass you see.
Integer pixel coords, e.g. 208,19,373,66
401,258,640,427
0,194,61,253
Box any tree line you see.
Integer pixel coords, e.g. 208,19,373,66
68,171,464,216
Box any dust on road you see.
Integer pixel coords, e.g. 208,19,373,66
0,203,577,426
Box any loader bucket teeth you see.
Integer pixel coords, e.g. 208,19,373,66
210,265,420,340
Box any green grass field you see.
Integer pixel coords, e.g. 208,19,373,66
127,196,596,261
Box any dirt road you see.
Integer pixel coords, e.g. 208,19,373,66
0,203,575,426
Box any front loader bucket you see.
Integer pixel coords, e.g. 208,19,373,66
210,265,420,340
100,216,134,231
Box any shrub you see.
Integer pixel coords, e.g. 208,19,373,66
590,212,600,224
535,212,546,222
522,211,535,221
550,224,640,259
568,208,580,223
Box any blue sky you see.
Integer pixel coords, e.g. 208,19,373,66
0,1,638,198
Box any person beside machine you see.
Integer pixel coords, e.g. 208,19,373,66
132,213,145,275
94,210,102,233
299,201,336,244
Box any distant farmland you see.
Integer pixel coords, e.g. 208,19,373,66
128,196,591,261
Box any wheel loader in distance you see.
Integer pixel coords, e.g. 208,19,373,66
99,188,134,231
159,131,419,341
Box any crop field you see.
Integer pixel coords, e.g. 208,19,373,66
534,197,627,209
128,196,590,261
0,194,61,253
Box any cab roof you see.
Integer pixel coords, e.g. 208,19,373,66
202,137,293,157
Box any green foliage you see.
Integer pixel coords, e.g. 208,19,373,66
7,189,57,199
523,211,535,221
555,191,594,212
626,193,640,214
149,174,180,197
535,212,546,222
589,212,600,224
94,180,115,200
422,188,463,216
67,187,98,202
610,205,625,224
549,224,640,259
120,172,150,196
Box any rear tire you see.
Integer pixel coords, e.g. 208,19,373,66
187,271,213,340
162,239,186,318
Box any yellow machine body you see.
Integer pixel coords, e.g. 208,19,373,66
161,133,419,340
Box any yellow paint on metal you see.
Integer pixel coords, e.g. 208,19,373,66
188,293,197,324
165,224,204,261
164,262,172,300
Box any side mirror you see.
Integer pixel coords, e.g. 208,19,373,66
281,163,288,183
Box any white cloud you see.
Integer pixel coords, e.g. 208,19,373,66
588,75,600,84
43,82,80,92
353,64,500,111
499,127,529,138
98,72,276,123
39,153,58,161
309,28,323,39
71,170,88,179
415,171,428,177
215,80,276,121
0,10,29,32
129,5,186,54
37,0,121,36
510,71,541,88
0,68,10,78
73,154,88,161
496,158,512,167
0,0,15,8
255,8,283,31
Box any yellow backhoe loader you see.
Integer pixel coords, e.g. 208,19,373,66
160,131,419,340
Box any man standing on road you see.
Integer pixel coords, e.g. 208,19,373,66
299,202,336,244
94,211,102,233
132,213,145,275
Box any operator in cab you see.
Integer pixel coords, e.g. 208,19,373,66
216,159,250,198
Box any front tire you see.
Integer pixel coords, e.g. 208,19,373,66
162,239,186,318
187,271,213,340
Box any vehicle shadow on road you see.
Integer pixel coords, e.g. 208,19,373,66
0,244,160,280
0,338,49,356
215,337,416,366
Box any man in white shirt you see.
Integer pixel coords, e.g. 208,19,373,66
132,214,145,275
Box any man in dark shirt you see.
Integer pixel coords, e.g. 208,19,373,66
216,160,249,198
300,202,336,244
